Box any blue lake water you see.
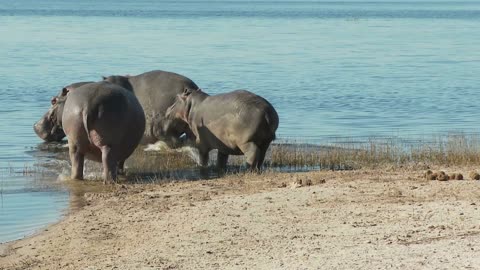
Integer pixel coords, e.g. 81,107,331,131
1,0,480,243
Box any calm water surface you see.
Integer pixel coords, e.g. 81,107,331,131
1,0,480,243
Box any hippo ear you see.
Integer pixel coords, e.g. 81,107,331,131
183,88,193,96
61,87,69,96
178,93,188,101
102,76,107,80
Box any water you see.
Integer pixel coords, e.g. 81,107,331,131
1,0,480,243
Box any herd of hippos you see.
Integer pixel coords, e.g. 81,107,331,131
33,70,279,183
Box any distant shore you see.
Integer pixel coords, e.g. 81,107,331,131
1,167,480,269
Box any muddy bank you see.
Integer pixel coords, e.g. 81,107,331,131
1,168,480,269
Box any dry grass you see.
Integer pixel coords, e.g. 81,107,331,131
271,133,480,170
120,133,480,182
127,148,196,172
124,146,199,182
19,133,480,184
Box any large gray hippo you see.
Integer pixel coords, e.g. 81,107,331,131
165,89,279,171
37,81,145,182
103,70,200,146
35,70,200,147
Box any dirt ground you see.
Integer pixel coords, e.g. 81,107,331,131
1,168,480,270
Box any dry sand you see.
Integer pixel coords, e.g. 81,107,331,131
1,168,480,269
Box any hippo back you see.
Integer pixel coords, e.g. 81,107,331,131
193,90,278,148
62,82,145,160
201,90,278,135
128,70,199,116
106,70,199,145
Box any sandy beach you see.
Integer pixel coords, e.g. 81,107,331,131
1,167,480,269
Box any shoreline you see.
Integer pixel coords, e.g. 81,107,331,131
0,180,112,250
1,167,480,269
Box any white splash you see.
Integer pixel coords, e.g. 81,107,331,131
56,173,70,182
179,146,200,165
143,141,201,165
144,141,171,152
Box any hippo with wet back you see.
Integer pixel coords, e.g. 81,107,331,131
165,89,279,171
103,70,200,146
36,81,145,183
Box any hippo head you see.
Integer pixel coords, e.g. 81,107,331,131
102,75,134,92
33,93,67,142
165,88,194,124
164,88,204,145
33,82,92,142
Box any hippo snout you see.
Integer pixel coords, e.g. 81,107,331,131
33,118,65,142
33,120,47,139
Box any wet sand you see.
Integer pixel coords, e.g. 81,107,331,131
1,168,480,269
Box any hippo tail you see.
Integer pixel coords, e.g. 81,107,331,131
83,110,92,143
265,110,279,141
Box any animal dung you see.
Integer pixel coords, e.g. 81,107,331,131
447,173,463,180
425,170,437,180
289,177,313,188
469,171,480,180
426,170,464,181
437,171,448,181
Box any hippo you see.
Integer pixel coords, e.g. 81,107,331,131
38,81,145,182
103,70,200,146
165,89,279,171
35,70,200,147
34,81,92,142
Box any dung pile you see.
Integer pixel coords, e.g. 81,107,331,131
424,170,466,181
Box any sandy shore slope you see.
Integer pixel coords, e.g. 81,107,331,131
1,169,480,269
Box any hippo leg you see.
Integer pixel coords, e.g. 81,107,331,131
101,146,118,184
239,142,264,172
217,152,229,171
118,160,125,175
198,149,210,179
198,149,209,167
255,145,269,171
69,143,85,180
184,129,196,146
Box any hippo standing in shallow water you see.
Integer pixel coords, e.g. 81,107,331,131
35,70,200,147
103,70,200,146
166,89,279,171
36,81,145,183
